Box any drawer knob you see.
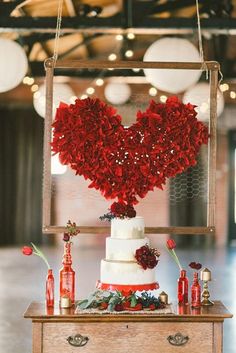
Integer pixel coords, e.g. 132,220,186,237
167,332,189,346
67,334,89,347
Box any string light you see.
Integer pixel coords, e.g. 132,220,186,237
149,87,157,96
96,78,104,86
86,87,95,95
108,53,117,61
127,33,135,40
31,84,39,92
116,34,123,41
80,94,88,99
230,91,236,99
23,76,35,85
220,83,229,92
125,50,133,58
160,95,167,103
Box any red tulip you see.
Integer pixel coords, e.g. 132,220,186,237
166,239,176,250
22,246,33,256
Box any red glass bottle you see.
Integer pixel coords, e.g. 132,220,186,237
46,269,54,307
178,269,189,305
191,272,201,308
60,242,75,305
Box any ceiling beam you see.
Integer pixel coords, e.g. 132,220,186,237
64,0,77,17
1,16,236,34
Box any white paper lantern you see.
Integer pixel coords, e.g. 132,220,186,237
51,154,67,175
143,37,201,94
0,38,28,93
104,82,131,105
183,82,224,121
33,83,75,118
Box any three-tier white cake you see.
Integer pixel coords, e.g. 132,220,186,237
98,216,158,290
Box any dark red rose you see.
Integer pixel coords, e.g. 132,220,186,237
166,239,176,250
135,244,160,270
22,246,33,256
114,303,124,311
126,205,136,218
149,303,156,311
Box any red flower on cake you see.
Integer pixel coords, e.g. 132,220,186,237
51,97,209,214
110,202,136,219
135,244,160,270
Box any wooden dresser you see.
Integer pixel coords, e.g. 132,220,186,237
24,301,232,353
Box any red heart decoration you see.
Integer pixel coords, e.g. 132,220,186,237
51,96,208,207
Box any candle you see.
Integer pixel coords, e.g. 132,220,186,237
200,268,211,281
60,296,72,308
159,291,168,304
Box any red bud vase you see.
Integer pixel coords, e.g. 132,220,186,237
46,269,54,307
60,242,75,305
191,272,201,308
178,269,189,305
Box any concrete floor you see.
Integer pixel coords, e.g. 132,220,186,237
0,235,235,353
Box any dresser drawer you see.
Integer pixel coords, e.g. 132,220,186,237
43,321,213,353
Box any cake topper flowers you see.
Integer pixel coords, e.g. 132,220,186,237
100,202,136,221
51,96,209,215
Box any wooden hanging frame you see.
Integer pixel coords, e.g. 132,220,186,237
42,59,219,235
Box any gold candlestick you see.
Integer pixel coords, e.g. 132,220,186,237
200,268,214,306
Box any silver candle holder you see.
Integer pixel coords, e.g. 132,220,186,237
200,268,214,306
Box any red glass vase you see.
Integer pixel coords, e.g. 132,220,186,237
191,272,201,308
178,269,189,305
46,269,54,307
60,242,75,305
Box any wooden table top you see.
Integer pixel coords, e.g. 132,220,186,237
24,301,233,322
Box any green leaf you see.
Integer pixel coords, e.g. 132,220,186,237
108,302,115,311
78,300,89,309
130,295,137,308
109,296,119,304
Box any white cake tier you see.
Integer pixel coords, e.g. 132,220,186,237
100,259,156,285
111,216,145,239
106,237,150,261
